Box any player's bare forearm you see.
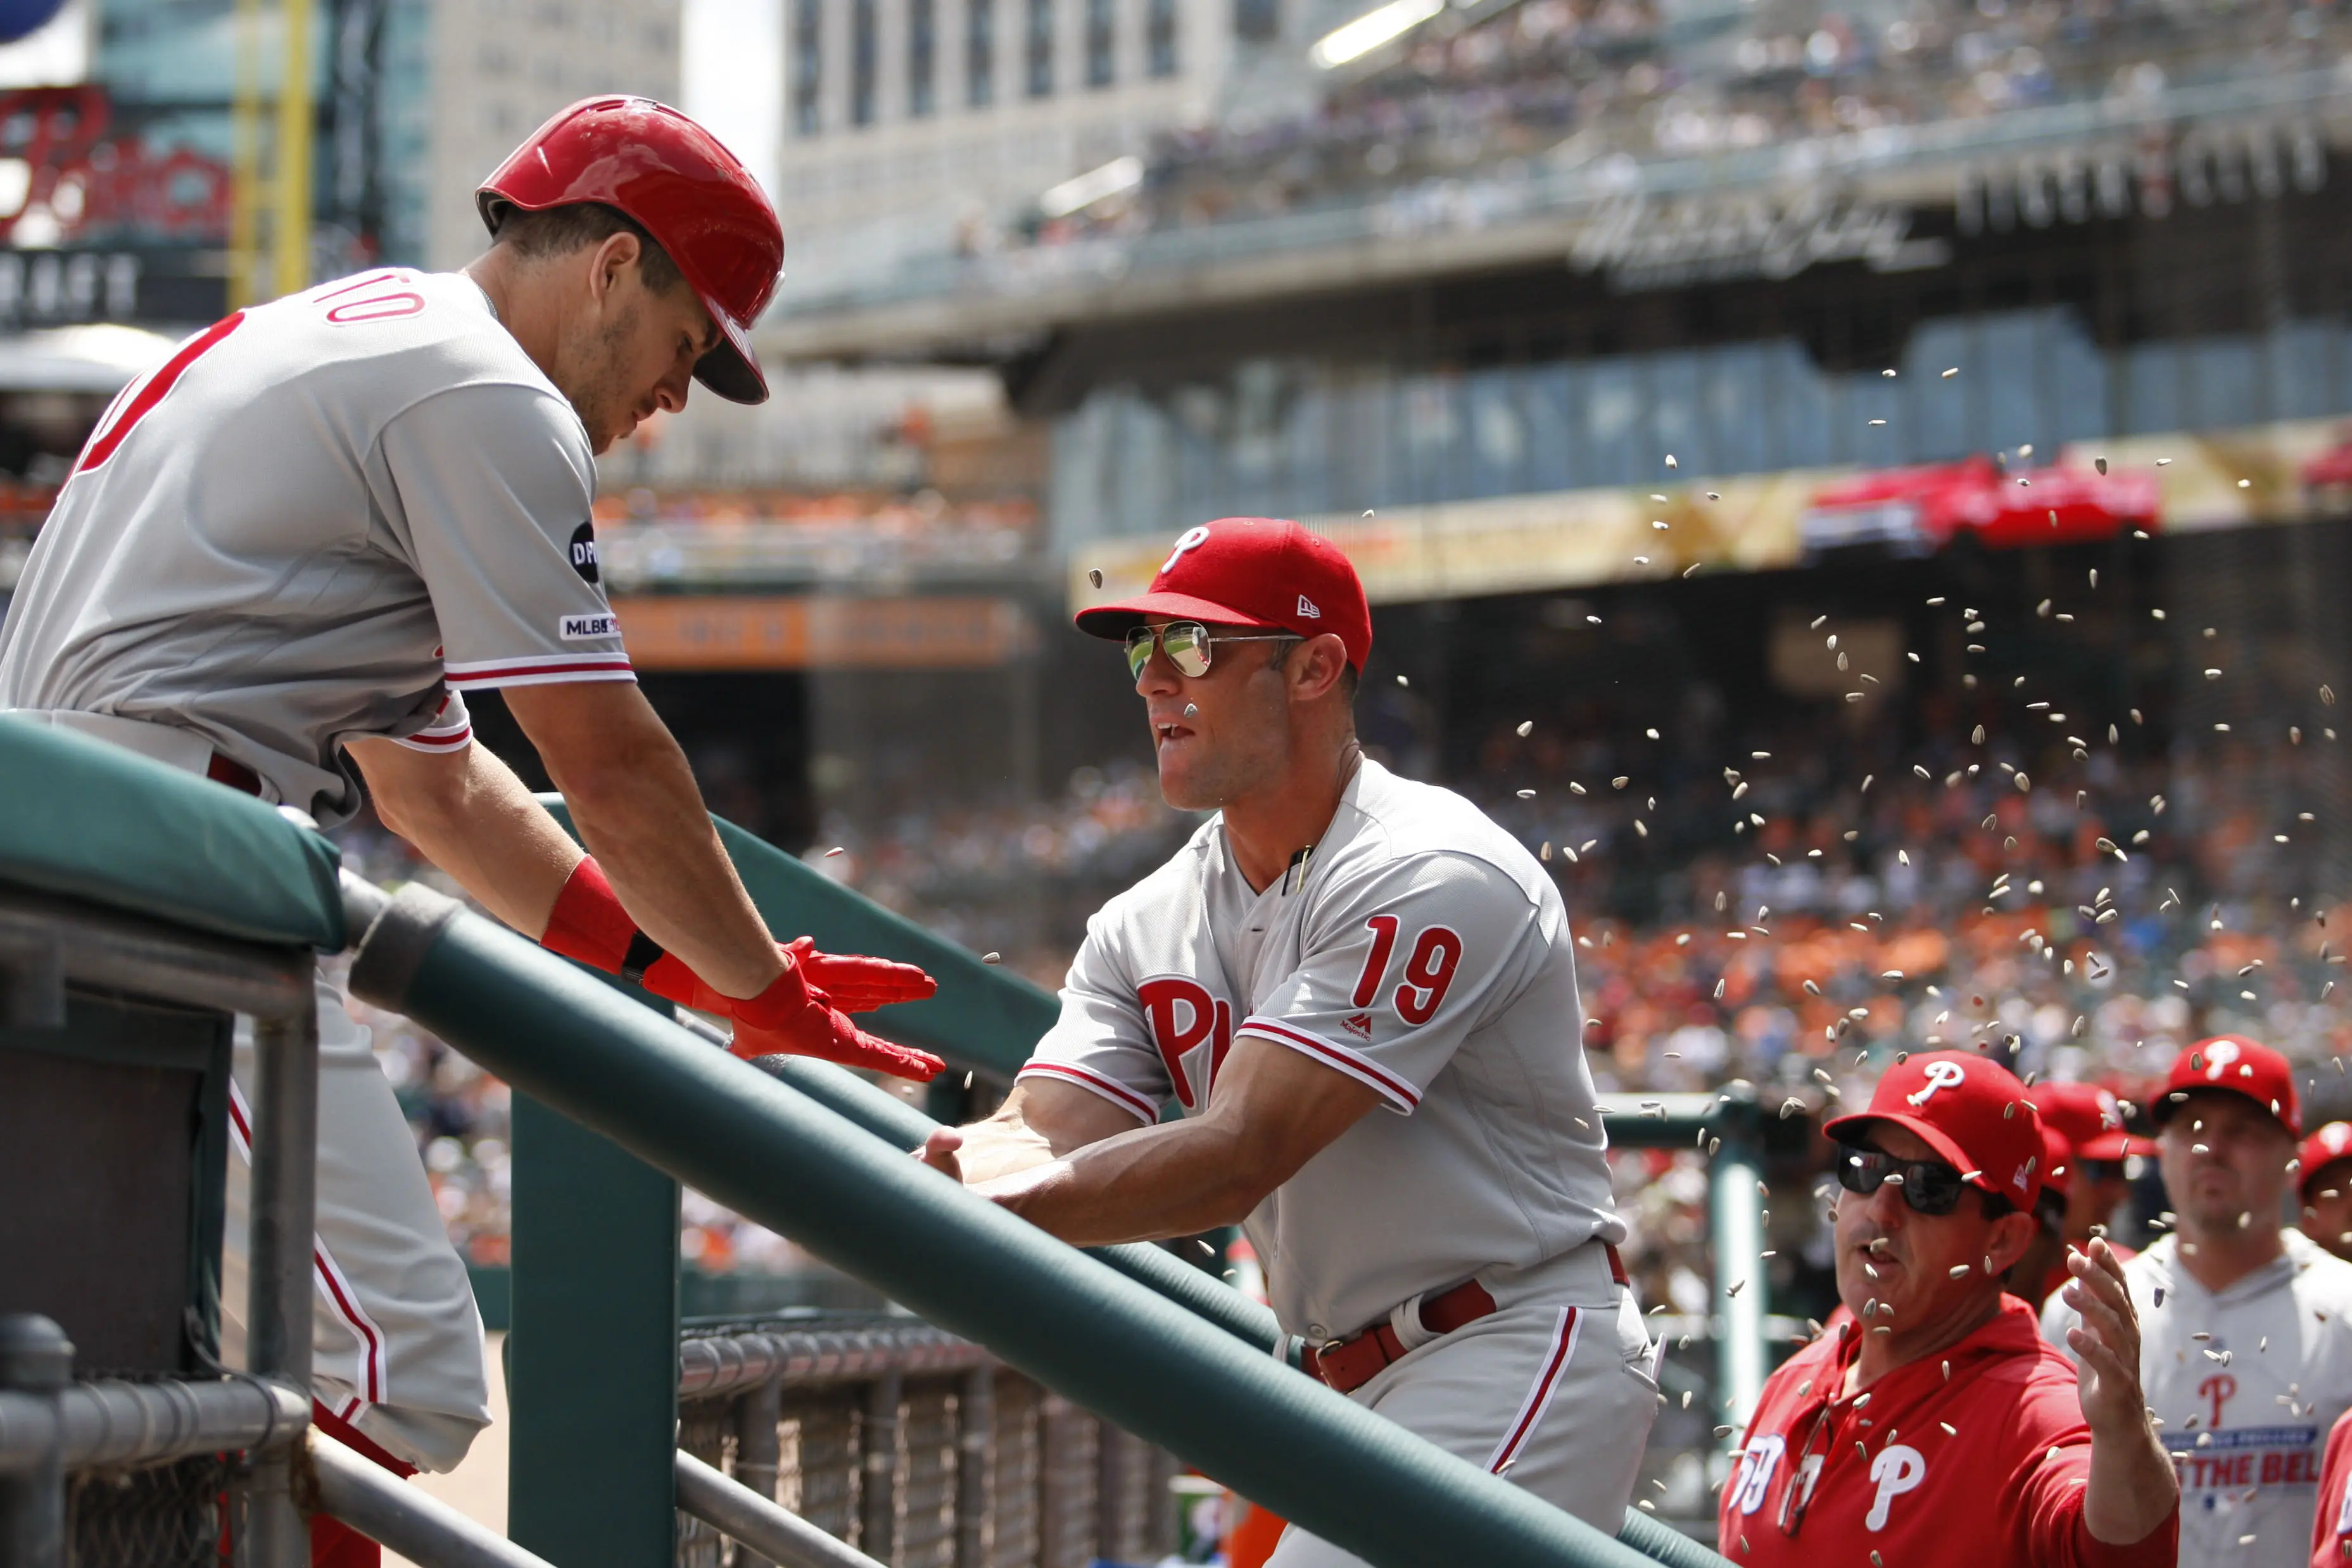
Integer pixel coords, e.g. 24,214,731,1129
972,1037,1381,1248
348,735,580,933
2063,1240,2180,1545
503,681,784,999
926,1079,1144,1185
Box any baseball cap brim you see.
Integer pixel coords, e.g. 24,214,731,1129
2151,1084,2284,1130
692,307,768,405
2075,1130,2147,1161
2305,1153,2352,1196
1074,590,1288,640
1823,1110,1999,1193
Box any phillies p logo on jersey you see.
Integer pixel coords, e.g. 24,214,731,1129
1137,975,1232,1109
1865,1445,1926,1531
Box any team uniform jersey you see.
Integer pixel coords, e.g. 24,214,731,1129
2044,1229,2352,1568
2312,1409,2352,1564
1019,756,1620,1344
0,267,630,826
1721,1297,2177,1568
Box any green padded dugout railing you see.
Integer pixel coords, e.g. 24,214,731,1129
347,880,1674,1568
0,716,345,952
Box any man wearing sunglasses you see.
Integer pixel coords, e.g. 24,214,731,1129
916,517,1655,1563
1723,1050,2177,1567
2045,1035,2352,1568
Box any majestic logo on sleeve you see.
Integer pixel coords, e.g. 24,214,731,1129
569,521,600,584
1137,976,1232,1110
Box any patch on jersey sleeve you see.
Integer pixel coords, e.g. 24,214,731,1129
559,612,620,640
569,520,600,584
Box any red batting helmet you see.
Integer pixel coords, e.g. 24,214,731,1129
477,96,783,405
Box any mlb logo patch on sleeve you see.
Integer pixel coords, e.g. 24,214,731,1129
560,612,619,640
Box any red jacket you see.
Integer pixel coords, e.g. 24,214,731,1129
2311,1408,2352,1565
1720,1296,2177,1568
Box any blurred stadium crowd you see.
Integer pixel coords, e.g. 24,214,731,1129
999,0,2352,250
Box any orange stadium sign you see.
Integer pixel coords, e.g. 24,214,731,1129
609,595,1034,670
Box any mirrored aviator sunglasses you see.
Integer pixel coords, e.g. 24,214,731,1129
1833,1147,1969,1216
1123,621,1297,681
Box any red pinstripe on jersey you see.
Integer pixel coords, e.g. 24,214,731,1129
1016,1060,1158,1124
227,1083,389,1410
1485,1306,1581,1474
1239,1016,1422,1111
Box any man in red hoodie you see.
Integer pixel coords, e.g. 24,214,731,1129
1720,1051,2178,1567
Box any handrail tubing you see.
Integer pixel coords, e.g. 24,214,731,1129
341,876,1673,1568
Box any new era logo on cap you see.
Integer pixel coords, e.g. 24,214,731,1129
1075,517,1373,672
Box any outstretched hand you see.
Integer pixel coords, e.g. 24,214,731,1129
783,935,935,1013
2063,1237,2148,1436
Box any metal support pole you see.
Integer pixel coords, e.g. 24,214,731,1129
245,990,320,1568
308,1429,557,1568
953,1365,992,1568
675,1450,888,1568
857,1370,900,1559
1707,1104,1767,1445
733,1377,785,1568
0,1315,72,1568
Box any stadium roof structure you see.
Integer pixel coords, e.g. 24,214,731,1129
759,68,2352,366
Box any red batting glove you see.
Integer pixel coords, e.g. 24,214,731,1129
730,966,946,1082
641,949,944,1083
780,935,936,1012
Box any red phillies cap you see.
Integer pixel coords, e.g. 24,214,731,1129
1075,518,1373,673
2154,1035,2301,1138
1824,1050,2044,1208
2035,1122,2073,1203
2299,1122,2352,1196
2025,1080,2147,1163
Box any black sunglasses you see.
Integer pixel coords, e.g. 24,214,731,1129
1834,1146,1969,1217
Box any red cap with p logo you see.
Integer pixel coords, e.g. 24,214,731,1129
2154,1035,2301,1139
1074,517,1373,673
1823,1050,2045,1208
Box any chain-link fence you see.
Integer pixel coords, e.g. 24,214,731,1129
675,1314,1179,1568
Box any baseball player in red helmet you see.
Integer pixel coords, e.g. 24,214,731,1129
2045,1036,2352,1568
2301,1122,2352,1263
918,519,1657,1561
0,96,937,1562
1723,1050,2178,1567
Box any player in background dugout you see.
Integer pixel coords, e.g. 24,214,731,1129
0,97,939,1568
2023,1080,2148,1306
2045,1037,2352,1568
918,519,1656,1565
2301,1123,2352,1264
1722,1050,2178,1568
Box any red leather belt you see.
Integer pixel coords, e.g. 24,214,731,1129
1303,1244,1628,1395
206,751,262,796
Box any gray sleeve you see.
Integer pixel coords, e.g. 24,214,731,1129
1016,913,1170,1125
376,382,632,692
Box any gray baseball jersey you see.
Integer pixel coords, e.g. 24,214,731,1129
1021,756,1622,1342
0,267,631,825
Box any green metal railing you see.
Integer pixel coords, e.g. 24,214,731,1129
347,876,1702,1568
0,716,1748,1568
